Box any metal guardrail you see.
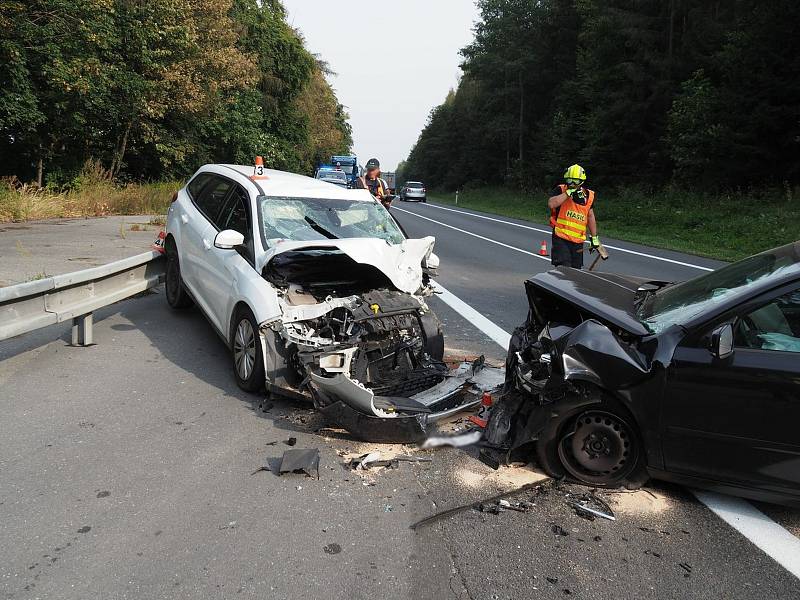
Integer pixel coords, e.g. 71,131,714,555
0,251,165,346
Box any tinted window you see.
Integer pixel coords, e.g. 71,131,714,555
734,288,800,353
406,182,424,188
219,186,251,236
187,173,213,199
195,176,233,228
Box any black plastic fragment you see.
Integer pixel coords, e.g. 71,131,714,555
279,449,320,479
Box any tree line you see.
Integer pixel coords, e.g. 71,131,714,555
0,0,352,186
402,0,800,192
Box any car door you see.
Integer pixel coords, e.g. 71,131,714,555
183,175,236,325
661,284,800,494
201,183,256,338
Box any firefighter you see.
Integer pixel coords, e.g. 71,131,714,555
354,157,392,209
547,164,600,268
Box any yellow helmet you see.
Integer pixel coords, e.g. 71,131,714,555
564,164,586,183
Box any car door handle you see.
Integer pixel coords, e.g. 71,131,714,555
203,238,212,250
181,213,189,224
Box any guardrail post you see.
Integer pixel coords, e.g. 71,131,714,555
71,313,93,346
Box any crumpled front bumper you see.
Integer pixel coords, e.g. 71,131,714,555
309,360,504,443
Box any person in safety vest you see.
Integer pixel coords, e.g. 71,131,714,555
547,164,600,268
354,157,392,209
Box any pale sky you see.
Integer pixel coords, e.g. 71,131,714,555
282,0,479,171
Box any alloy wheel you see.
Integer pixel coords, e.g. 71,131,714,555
234,318,256,381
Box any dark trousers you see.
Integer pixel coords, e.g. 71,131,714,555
551,231,584,268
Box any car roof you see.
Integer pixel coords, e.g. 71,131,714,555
200,164,373,202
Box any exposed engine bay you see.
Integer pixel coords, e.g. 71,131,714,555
260,246,504,442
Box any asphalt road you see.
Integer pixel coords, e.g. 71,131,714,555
0,216,160,287
1,210,799,599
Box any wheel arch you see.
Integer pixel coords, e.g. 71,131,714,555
229,300,259,349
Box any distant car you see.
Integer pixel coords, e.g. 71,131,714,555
315,168,349,188
497,241,800,507
401,181,426,202
162,163,497,442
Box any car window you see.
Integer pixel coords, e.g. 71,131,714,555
734,289,800,353
407,182,423,188
187,173,214,199
258,195,405,246
218,185,251,236
194,176,234,228
640,247,799,333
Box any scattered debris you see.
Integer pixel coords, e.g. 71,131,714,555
566,492,616,522
346,451,432,471
352,451,383,470
279,449,320,479
479,499,536,514
478,448,502,470
551,524,569,536
323,543,341,555
285,437,297,446
410,482,546,530
421,430,482,449
679,562,692,577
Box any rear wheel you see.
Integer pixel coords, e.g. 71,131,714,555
165,247,193,309
536,396,648,489
232,306,265,393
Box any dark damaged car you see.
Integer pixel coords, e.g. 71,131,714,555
488,242,800,507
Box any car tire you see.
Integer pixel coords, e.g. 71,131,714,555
535,394,648,489
232,306,266,393
231,306,265,393
165,247,194,309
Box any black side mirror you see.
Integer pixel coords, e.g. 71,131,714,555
710,323,734,359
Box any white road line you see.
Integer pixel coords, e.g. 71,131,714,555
393,207,550,262
433,282,512,349
694,491,800,578
409,201,714,272
432,280,800,580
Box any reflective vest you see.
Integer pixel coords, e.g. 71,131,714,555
550,184,594,243
360,176,386,198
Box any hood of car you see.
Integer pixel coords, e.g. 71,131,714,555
260,237,436,294
527,268,666,336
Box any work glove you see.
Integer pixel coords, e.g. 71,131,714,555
572,188,587,205
590,235,601,250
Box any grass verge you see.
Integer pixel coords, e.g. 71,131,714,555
430,186,799,262
0,175,177,223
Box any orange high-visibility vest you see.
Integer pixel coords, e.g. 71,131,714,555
359,176,386,198
550,184,595,243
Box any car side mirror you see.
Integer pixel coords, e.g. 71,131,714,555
214,229,245,249
426,252,440,270
710,323,734,359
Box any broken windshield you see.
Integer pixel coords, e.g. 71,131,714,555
258,195,405,246
639,245,800,333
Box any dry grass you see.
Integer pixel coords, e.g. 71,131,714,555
0,163,178,223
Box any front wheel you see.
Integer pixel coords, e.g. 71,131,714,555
232,307,266,393
536,397,648,489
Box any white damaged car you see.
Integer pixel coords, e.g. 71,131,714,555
164,162,501,441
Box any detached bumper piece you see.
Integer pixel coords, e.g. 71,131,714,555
309,358,504,443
